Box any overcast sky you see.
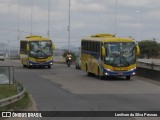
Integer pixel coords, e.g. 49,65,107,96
0,0,160,48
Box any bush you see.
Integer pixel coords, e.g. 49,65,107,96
138,40,160,58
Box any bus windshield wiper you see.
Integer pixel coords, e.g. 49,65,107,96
110,55,130,67
121,56,130,66
35,50,47,58
111,56,118,66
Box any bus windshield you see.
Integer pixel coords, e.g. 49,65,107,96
29,41,53,58
104,42,136,67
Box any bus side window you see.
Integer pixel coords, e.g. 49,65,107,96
20,41,27,54
81,41,84,51
93,42,96,52
83,41,86,51
97,42,100,53
90,42,93,52
88,41,91,51
83,41,85,51
85,41,88,51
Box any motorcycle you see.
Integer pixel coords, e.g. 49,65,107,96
66,57,72,67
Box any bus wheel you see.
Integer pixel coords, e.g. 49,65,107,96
48,65,51,69
126,76,131,80
23,65,26,68
86,64,88,72
28,65,32,69
86,64,91,76
98,67,104,80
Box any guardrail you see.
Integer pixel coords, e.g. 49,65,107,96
137,59,160,71
0,81,25,107
136,59,160,81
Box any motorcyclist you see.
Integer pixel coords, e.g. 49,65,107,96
66,52,72,63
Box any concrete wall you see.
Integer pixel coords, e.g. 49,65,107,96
137,59,160,71
136,59,160,81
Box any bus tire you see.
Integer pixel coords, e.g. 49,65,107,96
48,65,51,69
86,64,91,76
126,76,131,80
98,67,104,80
28,65,32,69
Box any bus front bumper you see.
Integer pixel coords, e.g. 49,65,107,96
103,68,136,76
29,60,53,66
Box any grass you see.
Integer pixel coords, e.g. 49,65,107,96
0,84,17,99
0,84,32,111
0,92,31,111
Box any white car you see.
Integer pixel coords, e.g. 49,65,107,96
75,56,81,69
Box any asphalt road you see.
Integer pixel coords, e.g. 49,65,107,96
1,60,160,120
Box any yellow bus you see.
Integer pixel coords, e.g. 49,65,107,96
20,35,55,69
81,34,140,80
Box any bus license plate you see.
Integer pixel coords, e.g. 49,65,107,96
118,72,123,75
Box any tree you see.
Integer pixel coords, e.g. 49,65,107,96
138,40,160,58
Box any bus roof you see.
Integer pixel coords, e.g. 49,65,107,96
82,34,135,43
21,35,50,41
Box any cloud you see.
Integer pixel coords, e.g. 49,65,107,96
116,0,153,7
71,1,106,12
146,11,160,20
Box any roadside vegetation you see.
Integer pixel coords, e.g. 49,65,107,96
0,84,31,111
0,84,17,99
138,40,160,59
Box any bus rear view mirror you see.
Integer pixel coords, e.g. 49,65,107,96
26,44,30,51
52,43,55,50
136,45,140,56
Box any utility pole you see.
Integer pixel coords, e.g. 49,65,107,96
17,0,20,58
115,0,118,36
30,0,33,35
47,0,51,38
68,0,71,52
136,10,140,41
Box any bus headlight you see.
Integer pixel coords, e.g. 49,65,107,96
132,72,136,75
105,72,108,75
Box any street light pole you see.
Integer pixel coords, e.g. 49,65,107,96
47,0,50,38
8,5,11,59
30,0,33,35
17,0,20,58
136,10,140,41
68,0,71,53
115,0,118,36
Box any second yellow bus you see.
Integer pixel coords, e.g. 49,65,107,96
81,34,140,80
